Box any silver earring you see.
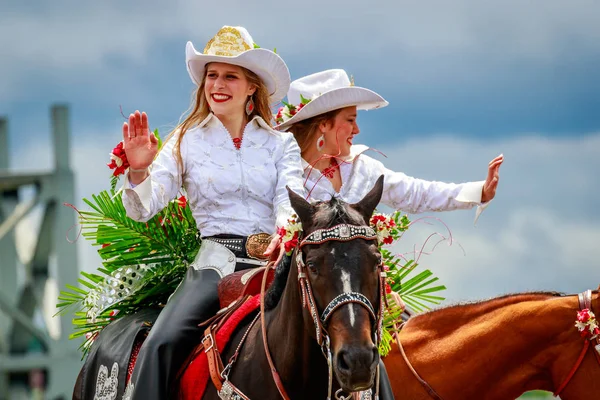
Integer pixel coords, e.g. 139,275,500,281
245,97,255,116
316,134,325,152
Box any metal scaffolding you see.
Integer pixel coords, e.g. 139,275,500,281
0,105,82,399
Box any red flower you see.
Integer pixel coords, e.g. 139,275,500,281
577,309,592,323
289,106,297,116
383,236,394,245
177,195,187,209
370,215,386,224
276,107,284,120
107,141,130,177
385,283,392,294
284,231,299,253
297,103,305,111
277,226,287,237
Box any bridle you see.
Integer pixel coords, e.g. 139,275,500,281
395,289,600,400
262,223,388,400
553,289,600,397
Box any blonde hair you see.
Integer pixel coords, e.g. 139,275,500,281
288,109,342,154
165,65,273,174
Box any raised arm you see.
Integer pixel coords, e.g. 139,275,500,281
376,154,503,214
121,111,184,222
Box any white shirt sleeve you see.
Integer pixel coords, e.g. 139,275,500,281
121,136,184,222
372,160,486,214
273,132,306,229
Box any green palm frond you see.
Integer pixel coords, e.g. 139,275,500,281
57,190,200,354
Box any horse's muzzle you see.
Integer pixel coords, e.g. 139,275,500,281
334,344,379,392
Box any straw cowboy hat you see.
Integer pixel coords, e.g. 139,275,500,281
275,69,388,131
186,26,290,104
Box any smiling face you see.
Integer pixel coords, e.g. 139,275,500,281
204,62,256,118
319,106,359,157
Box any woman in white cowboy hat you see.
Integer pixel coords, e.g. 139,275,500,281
121,26,304,399
276,68,503,216
276,69,503,400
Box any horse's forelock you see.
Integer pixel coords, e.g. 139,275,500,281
311,197,365,230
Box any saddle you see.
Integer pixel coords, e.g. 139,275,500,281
217,267,274,309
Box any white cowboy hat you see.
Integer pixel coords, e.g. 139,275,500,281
186,26,290,104
275,69,388,131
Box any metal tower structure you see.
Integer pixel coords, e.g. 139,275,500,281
0,105,82,399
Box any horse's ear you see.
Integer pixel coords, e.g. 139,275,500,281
351,175,384,223
287,186,314,227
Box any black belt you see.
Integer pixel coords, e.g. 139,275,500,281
202,235,248,258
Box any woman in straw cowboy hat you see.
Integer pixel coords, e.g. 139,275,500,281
121,26,304,399
275,69,504,400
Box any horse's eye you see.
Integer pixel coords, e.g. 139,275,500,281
307,261,318,274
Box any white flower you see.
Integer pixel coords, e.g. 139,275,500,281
110,153,123,167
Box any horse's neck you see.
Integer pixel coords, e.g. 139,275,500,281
401,293,583,398
265,265,330,396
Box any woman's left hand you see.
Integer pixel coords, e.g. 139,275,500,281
482,154,504,203
264,234,285,265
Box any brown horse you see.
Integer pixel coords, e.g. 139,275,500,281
74,177,388,399
197,177,387,399
384,288,600,399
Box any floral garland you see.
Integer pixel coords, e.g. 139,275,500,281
275,94,312,125
575,308,600,340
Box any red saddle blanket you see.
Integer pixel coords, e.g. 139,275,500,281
179,295,261,399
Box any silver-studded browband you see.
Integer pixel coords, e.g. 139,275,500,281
300,224,377,247
295,223,386,347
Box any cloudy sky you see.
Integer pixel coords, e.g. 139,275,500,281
3,0,599,306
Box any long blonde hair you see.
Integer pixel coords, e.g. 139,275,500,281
165,65,273,174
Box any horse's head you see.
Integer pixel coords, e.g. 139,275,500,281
287,175,385,392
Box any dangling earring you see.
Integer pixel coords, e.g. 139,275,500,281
245,96,255,116
316,134,325,152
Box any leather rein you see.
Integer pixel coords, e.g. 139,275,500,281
205,223,387,400
394,289,600,400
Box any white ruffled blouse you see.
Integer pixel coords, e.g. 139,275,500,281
303,145,489,219
121,114,305,237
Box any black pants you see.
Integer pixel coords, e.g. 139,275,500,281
129,266,221,400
